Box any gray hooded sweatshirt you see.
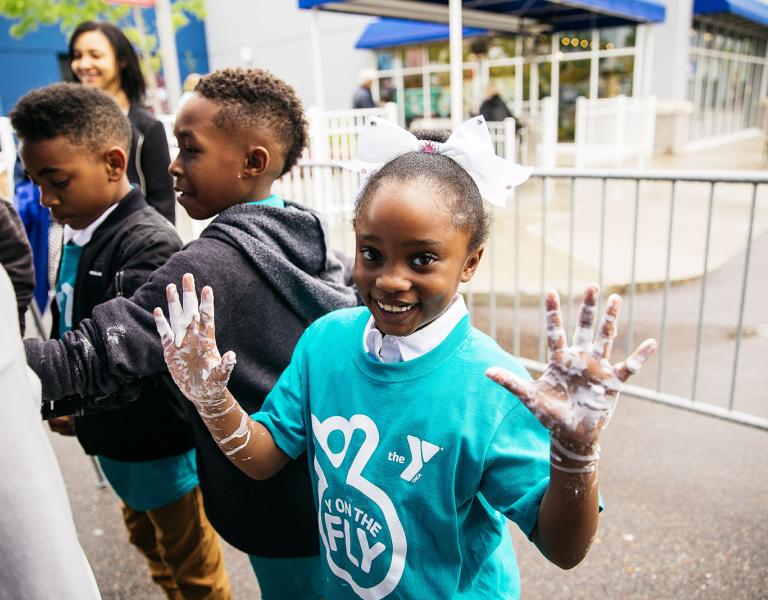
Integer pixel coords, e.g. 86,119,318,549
25,201,358,557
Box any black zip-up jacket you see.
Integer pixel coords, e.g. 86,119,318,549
25,201,358,557
127,105,175,224
49,189,193,461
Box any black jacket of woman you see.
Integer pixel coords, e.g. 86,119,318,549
127,105,175,224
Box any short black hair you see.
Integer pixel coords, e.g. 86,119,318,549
195,68,308,176
69,21,146,105
10,83,132,153
353,127,492,251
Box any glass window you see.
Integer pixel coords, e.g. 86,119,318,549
715,31,726,51
377,49,398,71
749,63,764,125
523,63,531,101
538,61,552,99
598,56,634,98
524,33,552,56
378,77,397,104
701,26,714,49
429,71,451,118
403,74,424,126
558,59,590,141
690,26,699,49
687,55,698,106
599,26,635,50
560,30,592,53
489,65,516,105
404,46,424,68
487,36,517,59
463,67,477,119
427,42,449,65
463,39,481,61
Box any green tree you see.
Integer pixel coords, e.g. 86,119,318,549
0,0,205,38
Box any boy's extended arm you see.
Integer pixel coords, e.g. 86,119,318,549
24,234,189,403
154,273,289,480
486,286,656,570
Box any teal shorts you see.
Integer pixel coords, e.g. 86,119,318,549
248,554,324,600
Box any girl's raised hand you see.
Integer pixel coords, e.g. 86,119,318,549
153,273,236,409
486,285,656,457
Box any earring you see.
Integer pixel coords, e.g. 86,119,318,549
237,173,242,180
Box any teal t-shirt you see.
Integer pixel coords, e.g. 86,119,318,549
97,450,198,511
253,307,551,599
55,242,83,338
56,233,198,512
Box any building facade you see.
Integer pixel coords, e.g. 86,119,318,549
346,0,768,150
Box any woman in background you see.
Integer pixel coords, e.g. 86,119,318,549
69,21,175,223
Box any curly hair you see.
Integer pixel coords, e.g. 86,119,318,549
352,128,492,251
195,68,308,175
10,82,132,153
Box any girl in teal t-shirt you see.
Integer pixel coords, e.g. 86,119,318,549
154,117,657,599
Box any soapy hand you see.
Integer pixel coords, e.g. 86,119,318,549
486,285,656,455
154,273,236,413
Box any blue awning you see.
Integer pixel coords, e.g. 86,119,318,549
694,0,768,28
356,18,486,49
300,1,665,32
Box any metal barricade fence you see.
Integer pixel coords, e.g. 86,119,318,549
273,162,768,431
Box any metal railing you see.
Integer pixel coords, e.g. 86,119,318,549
269,162,768,431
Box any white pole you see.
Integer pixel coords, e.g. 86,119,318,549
154,0,181,111
310,8,326,108
449,0,463,127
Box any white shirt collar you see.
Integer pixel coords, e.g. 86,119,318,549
363,294,468,363
63,202,120,247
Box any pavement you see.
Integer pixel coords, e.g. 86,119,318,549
41,136,768,598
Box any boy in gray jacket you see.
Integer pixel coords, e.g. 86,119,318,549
24,68,358,599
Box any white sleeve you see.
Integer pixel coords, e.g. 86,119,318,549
0,265,101,600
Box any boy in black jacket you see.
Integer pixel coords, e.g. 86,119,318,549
12,83,231,600
24,70,358,598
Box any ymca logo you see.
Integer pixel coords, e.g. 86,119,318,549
388,435,441,483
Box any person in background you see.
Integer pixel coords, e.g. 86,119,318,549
0,198,34,335
478,83,514,123
180,72,202,108
352,68,377,109
0,264,101,600
69,21,175,224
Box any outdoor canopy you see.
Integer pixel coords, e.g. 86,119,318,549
300,0,666,33
355,19,487,49
694,0,768,29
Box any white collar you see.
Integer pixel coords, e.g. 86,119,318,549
63,202,120,247
363,294,468,363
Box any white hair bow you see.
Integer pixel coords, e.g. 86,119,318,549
344,115,532,207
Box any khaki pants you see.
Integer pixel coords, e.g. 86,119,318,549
122,486,231,600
